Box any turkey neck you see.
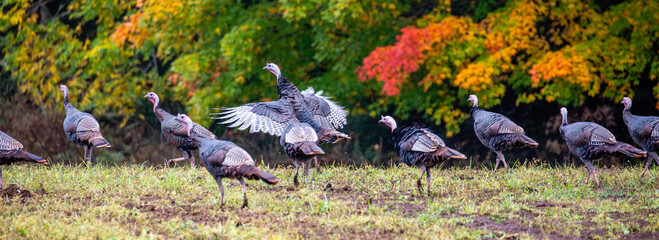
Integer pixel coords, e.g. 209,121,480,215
276,75,302,100
153,103,173,123
470,106,482,117
622,102,632,126
62,90,77,115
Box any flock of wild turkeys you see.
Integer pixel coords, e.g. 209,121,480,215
1,63,657,207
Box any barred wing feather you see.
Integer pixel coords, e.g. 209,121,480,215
301,87,347,130
212,99,298,136
0,131,24,150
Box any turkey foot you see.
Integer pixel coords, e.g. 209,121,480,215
167,157,187,166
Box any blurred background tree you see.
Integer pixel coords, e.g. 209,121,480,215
1,0,658,168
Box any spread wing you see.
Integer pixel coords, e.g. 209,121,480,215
212,99,299,136
282,123,318,144
301,87,348,130
0,131,24,150
400,129,446,153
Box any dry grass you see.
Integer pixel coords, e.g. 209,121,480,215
0,162,657,239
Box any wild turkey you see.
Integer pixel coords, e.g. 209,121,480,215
468,95,538,172
144,92,217,167
280,123,325,187
379,116,466,195
174,114,279,208
0,131,48,187
60,85,111,163
621,97,659,176
212,63,350,144
559,107,646,186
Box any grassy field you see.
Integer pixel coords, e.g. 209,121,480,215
0,162,658,239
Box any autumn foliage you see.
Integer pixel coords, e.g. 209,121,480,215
358,0,659,134
1,0,658,137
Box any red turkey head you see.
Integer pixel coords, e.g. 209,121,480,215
263,63,281,77
621,97,632,109
59,85,68,93
467,95,478,108
144,92,160,111
378,115,397,132
176,114,193,137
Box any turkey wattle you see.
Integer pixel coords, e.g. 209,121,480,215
468,94,538,172
621,97,659,176
60,85,111,164
560,107,646,186
379,116,466,196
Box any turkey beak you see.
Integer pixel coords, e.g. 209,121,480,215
378,116,384,124
144,94,149,98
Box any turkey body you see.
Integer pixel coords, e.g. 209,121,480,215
559,107,646,186
175,114,279,208
280,123,325,187
0,130,48,187
380,116,466,195
60,85,111,163
621,97,659,176
468,95,538,171
145,92,217,167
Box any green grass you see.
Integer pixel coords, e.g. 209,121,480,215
1,163,658,239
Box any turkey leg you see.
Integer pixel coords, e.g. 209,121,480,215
641,152,658,177
426,168,432,196
82,145,89,163
494,151,507,172
168,150,193,167
293,161,301,187
314,156,322,175
303,160,310,184
0,169,3,188
239,178,248,209
583,160,600,186
87,146,94,164
214,177,225,207
416,166,426,195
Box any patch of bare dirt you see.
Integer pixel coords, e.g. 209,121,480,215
1,184,36,199
619,232,659,240
122,194,225,225
461,214,576,239
529,200,568,208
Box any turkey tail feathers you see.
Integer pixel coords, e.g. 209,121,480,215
23,151,48,164
491,133,538,150
440,147,467,160
317,129,350,144
253,170,280,185
604,142,646,158
91,137,111,148
10,150,48,164
515,134,539,148
300,142,325,156
235,165,280,185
